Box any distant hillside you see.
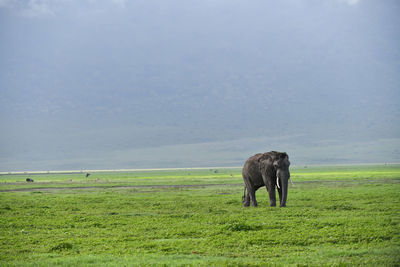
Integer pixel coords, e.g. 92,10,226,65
0,0,399,171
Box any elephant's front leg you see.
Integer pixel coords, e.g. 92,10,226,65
277,186,283,206
267,186,277,207
263,175,276,206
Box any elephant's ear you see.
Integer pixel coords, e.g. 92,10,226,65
259,158,275,177
281,153,289,160
280,153,290,165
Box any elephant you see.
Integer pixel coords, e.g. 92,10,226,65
242,151,290,207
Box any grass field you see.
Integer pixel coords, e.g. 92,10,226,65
1,165,399,266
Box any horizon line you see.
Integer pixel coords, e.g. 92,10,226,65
1,162,399,175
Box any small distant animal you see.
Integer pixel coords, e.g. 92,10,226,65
86,173,90,178
26,178,34,182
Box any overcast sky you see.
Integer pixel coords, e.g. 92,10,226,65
1,0,399,171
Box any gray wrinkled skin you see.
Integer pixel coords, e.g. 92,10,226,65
242,151,290,207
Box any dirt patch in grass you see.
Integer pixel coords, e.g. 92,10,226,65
1,178,398,193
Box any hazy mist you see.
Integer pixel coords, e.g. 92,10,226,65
1,0,399,171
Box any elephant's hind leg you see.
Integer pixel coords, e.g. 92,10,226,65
243,177,257,207
247,184,258,207
243,191,250,207
249,188,258,207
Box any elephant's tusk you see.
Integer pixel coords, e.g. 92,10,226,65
290,178,294,186
276,177,280,189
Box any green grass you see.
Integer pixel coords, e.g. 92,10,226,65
0,165,399,266
0,168,242,191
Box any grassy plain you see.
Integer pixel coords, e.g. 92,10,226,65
0,165,399,266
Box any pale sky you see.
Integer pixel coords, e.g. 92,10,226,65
1,0,399,171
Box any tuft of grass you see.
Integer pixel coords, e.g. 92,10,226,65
50,242,73,252
223,221,262,232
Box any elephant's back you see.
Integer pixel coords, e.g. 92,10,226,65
245,153,263,164
242,153,263,181
242,153,261,169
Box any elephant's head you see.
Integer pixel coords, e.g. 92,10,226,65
274,153,290,207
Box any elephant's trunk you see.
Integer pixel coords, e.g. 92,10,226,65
277,170,290,207
280,179,288,207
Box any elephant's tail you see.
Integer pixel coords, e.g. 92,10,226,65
242,187,247,203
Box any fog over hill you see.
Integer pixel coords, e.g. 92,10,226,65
1,0,399,171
